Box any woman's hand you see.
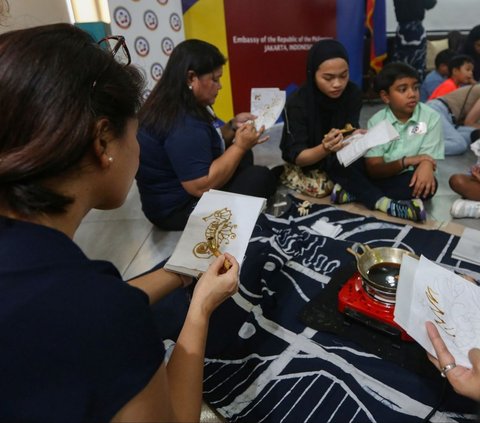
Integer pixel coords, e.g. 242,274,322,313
231,112,256,130
322,128,346,153
410,160,436,198
190,253,239,318
234,122,268,151
426,321,480,401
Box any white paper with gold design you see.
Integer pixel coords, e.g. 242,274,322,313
164,190,266,277
394,255,480,368
250,88,286,131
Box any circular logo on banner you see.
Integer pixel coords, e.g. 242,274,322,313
143,10,158,31
169,13,182,32
113,7,131,29
150,63,164,81
157,0,168,5
134,37,150,57
161,37,174,56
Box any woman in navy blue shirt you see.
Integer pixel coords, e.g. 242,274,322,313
0,23,239,422
136,39,277,230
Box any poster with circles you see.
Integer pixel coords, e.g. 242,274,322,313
107,0,185,99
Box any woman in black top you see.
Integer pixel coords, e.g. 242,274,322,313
280,39,370,207
280,39,362,172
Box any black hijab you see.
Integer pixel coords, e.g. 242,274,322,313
302,39,360,146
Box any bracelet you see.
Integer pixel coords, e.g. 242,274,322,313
401,156,406,170
228,119,237,132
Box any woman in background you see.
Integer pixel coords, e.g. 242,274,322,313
392,0,437,81
136,39,277,231
463,24,480,81
0,23,238,421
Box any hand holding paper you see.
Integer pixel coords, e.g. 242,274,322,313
394,255,480,368
336,120,400,167
426,321,480,402
191,252,239,317
250,88,286,131
165,190,266,278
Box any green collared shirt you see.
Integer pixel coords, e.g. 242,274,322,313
365,103,444,168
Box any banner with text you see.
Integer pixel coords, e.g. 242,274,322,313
224,0,336,114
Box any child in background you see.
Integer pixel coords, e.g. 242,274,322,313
428,54,475,100
420,49,454,102
449,163,480,218
364,62,444,222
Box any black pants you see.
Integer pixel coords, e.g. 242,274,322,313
151,151,278,231
327,157,436,210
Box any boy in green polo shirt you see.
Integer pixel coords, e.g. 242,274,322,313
331,62,444,222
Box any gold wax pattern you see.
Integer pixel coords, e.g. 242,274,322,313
425,286,456,337
193,207,237,259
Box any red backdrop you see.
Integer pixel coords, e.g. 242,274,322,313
224,0,336,114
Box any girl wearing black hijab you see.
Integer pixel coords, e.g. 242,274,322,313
280,39,427,222
280,39,362,172
280,39,367,205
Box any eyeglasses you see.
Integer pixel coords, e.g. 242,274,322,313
98,35,131,66
92,35,131,88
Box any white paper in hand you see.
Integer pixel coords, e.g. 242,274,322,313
336,120,400,167
251,88,286,131
165,190,266,277
394,255,480,368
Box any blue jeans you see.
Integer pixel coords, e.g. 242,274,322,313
427,99,473,156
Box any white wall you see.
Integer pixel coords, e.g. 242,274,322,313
386,0,480,33
0,0,71,34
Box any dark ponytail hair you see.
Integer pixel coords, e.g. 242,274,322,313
0,23,144,216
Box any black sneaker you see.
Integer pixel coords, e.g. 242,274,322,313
387,199,426,222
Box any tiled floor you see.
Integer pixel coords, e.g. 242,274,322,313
74,101,480,421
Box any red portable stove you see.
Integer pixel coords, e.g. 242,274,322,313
337,272,413,342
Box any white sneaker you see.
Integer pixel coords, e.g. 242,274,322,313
450,199,480,219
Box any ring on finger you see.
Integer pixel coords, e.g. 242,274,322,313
440,362,456,377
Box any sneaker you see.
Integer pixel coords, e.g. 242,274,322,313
330,183,356,204
387,199,426,222
470,128,480,144
450,199,480,218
